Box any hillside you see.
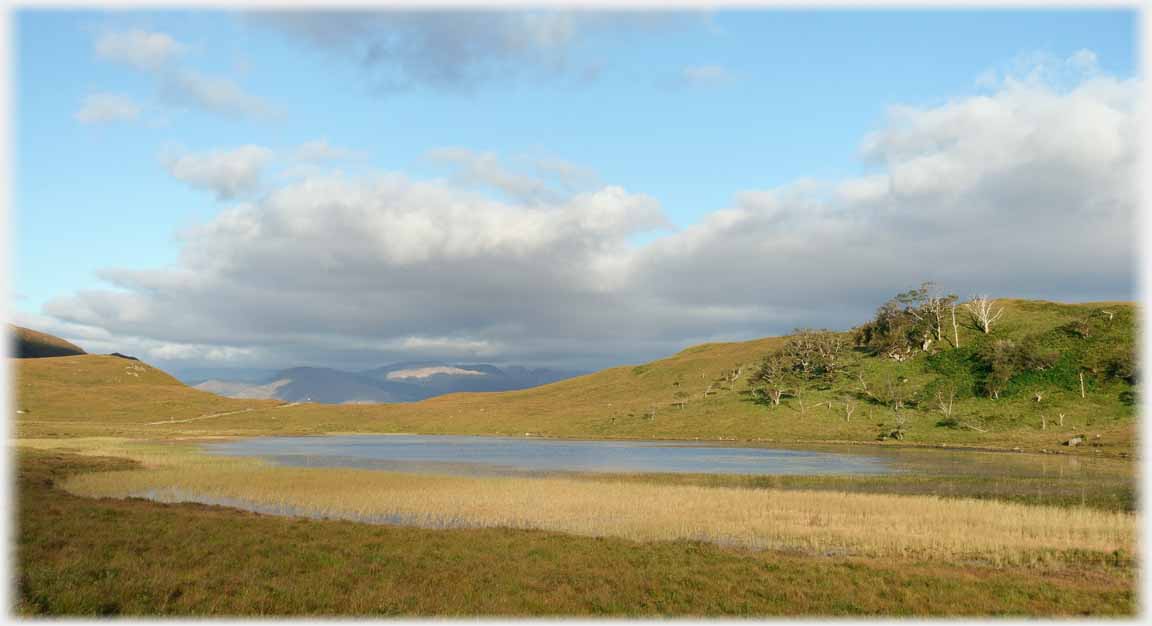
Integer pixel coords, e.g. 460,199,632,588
10,325,86,358
11,298,1138,455
12,355,277,438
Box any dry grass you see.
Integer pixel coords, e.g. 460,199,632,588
63,462,1135,567
17,450,1134,616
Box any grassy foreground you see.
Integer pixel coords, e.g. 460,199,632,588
14,449,1136,617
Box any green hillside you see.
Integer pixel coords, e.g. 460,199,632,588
11,297,1138,455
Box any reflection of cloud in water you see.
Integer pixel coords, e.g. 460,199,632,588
206,435,894,477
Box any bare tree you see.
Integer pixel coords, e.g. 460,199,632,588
793,386,808,416
725,365,744,387
951,302,961,348
842,395,857,422
965,295,1005,334
935,384,956,418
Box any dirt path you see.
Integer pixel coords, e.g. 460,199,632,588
144,401,301,426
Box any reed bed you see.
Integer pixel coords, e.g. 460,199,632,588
63,463,1135,566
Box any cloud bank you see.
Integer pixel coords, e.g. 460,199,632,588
37,54,1137,370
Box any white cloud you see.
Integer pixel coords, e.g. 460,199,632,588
36,50,1137,370
426,147,552,203
635,55,1137,315
1067,48,1100,75
92,28,276,121
95,28,183,70
160,70,278,119
74,93,141,124
161,145,275,200
425,148,605,204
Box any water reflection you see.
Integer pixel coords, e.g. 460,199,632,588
204,434,896,477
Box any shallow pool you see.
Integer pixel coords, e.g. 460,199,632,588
203,434,896,476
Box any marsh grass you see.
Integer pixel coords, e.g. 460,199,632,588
63,462,1134,567
16,451,1135,616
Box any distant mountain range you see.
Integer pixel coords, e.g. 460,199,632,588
189,361,583,404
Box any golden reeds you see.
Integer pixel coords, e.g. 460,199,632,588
63,462,1135,566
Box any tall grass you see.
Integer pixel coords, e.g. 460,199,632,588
64,464,1134,566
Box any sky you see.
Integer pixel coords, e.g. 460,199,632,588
9,7,1141,374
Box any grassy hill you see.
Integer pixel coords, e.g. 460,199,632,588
10,325,87,358
11,299,1138,455
13,355,278,437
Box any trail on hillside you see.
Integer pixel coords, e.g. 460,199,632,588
146,402,297,426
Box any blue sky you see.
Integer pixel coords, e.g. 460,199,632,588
10,8,1140,370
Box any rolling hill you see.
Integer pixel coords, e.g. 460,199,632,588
10,298,1138,454
10,325,87,358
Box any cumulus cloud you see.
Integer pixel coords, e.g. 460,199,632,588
161,145,274,199
636,55,1137,318
37,51,1137,370
74,93,141,124
294,139,363,162
41,172,670,368
249,10,694,92
95,28,183,70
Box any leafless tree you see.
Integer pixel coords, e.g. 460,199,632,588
794,387,806,416
725,365,744,387
842,395,857,422
965,295,1005,334
856,374,877,400
883,377,908,413
895,282,957,346
951,302,961,348
935,385,956,417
